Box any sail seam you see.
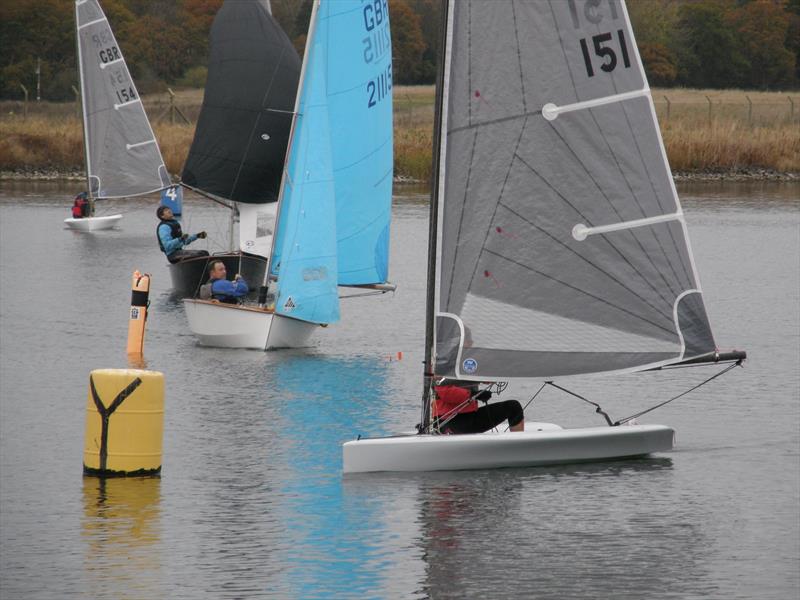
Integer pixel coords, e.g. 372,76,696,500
481,247,676,337
583,102,687,296
79,17,106,30
497,201,674,323
513,151,675,311
612,99,689,290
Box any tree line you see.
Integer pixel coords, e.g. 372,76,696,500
1,0,798,102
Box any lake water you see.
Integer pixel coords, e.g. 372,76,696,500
1,180,798,599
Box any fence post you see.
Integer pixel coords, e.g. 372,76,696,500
20,84,28,120
705,95,713,125
72,85,80,119
663,95,670,121
746,95,752,125
789,96,795,123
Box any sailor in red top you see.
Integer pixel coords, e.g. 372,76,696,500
432,379,524,434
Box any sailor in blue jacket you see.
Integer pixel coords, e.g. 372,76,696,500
156,206,209,263
202,260,249,304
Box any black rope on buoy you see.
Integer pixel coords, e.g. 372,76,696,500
89,375,143,471
615,359,744,425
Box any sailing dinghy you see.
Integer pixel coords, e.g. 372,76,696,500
173,0,300,297
343,0,745,474
184,0,395,349
66,0,170,232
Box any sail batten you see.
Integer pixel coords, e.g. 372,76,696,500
76,0,170,200
432,0,715,380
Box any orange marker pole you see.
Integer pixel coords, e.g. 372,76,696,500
126,271,151,356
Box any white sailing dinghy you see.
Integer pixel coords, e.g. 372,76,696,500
343,0,746,474
173,0,300,297
66,0,170,232
184,0,395,349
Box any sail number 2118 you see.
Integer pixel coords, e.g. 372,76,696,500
367,64,392,108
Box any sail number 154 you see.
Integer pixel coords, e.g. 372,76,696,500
579,29,631,77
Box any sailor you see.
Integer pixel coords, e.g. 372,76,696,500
156,205,208,263
72,191,90,218
432,379,524,434
199,260,249,304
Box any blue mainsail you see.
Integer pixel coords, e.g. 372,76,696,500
328,0,393,285
272,1,339,325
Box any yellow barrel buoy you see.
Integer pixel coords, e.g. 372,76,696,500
83,369,164,477
126,271,151,356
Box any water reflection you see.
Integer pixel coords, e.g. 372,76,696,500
341,458,717,600
267,354,398,598
81,476,162,599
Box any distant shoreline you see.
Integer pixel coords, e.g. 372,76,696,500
1,168,797,185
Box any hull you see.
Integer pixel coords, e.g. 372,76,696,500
167,252,267,298
342,423,675,474
183,299,318,349
64,214,122,231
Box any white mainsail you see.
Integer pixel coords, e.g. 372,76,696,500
75,0,169,199
432,0,716,380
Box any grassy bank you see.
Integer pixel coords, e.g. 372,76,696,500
1,86,797,183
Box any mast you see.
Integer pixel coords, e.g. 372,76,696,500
75,0,94,213
260,0,321,300
420,0,453,433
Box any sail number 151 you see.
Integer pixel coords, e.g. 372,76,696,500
579,29,631,77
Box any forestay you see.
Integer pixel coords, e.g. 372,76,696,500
270,0,339,325
181,0,300,205
434,0,716,380
75,0,169,198
327,0,394,285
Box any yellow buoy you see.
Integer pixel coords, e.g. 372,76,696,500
83,368,164,477
126,271,151,356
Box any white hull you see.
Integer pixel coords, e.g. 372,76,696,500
183,299,318,349
64,214,122,231
342,423,675,474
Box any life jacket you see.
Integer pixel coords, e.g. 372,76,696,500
156,219,183,253
209,277,239,304
72,196,89,218
432,385,478,418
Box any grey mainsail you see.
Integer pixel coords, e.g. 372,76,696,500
75,0,169,199
433,0,715,380
181,0,301,204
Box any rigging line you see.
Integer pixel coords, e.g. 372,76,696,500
467,0,472,128
444,128,479,309
584,106,686,295
463,116,532,302
510,0,527,114
497,201,674,325
616,359,743,425
545,382,614,427
482,247,677,337
229,43,289,200
513,153,676,312
338,290,388,300
495,382,546,433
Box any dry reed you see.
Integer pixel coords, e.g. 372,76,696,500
1,86,797,181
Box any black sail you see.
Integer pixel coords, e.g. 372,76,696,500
181,0,301,204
